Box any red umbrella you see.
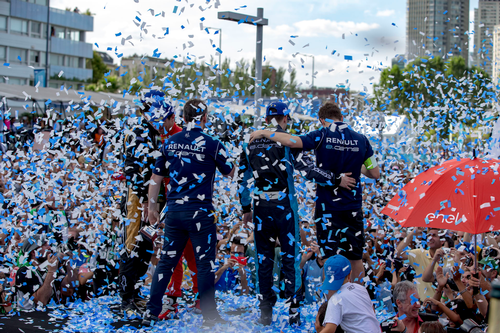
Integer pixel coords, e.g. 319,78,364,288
381,157,500,234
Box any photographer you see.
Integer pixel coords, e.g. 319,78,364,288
300,240,326,304
214,237,249,295
480,246,499,286
397,227,454,300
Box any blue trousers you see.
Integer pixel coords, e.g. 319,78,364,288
146,210,219,320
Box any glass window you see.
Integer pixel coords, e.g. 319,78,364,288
50,54,64,66
8,77,26,85
40,51,46,66
31,22,41,37
30,51,46,66
68,56,79,68
10,48,28,64
0,16,6,32
0,46,5,61
24,0,47,5
11,18,28,35
52,26,65,39
67,30,81,42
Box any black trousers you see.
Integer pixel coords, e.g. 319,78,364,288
315,208,365,260
253,197,303,315
118,237,153,304
93,259,119,297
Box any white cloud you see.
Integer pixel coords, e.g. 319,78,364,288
289,19,380,38
376,9,395,17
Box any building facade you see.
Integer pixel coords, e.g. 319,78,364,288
473,0,500,77
492,25,500,84
406,0,469,65
0,0,93,87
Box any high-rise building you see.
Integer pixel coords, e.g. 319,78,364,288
0,0,94,87
473,0,500,77
406,0,469,65
492,25,500,84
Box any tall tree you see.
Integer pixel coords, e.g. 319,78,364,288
374,56,495,140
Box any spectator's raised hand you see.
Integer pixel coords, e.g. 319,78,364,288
433,248,445,263
226,258,237,269
451,266,462,281
302,247,314,262
435,266,449,288
464,269,481,293
390,318,406,332
47,254,59,273
376,261,387,279
310,241,321,255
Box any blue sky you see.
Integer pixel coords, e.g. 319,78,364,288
51,0,480,92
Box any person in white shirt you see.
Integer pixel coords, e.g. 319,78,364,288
320,254,381,333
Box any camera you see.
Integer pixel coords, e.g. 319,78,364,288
465,256,474,267
446,319,486,332
417,311,438,322
140,225,158,244
447,278,460,292
484,247,498,258
56,236,78,255
380,317,397,332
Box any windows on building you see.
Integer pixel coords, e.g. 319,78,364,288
8,77,28,85
0,16,7,32
31,21,42,38
10,18,28,35
52,26,65,39
9,48,28,64
50,54,64,66
0,46,6,62
22,0,48,5
68,56,79,68
67,30,81,42
30,51,46,66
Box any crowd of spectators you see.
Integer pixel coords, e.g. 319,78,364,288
0,99,498,332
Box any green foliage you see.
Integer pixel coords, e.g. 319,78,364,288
87,51,108,84
85,54,297,101
374,56,495,140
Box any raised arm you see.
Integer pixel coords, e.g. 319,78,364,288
148,173,164,225
249,130,303,148
396,228,423,260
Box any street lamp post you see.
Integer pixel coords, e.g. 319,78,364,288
299,53,315,97
45,0,51,87
205,27,222,90
218,8,268,125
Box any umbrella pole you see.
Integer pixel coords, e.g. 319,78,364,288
473,234,479,295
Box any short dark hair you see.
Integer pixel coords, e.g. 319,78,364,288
419,321,446,333
183,98,207,123
317,302,328,327
318,102,342,122
265,114,285,124
231,236,247,253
